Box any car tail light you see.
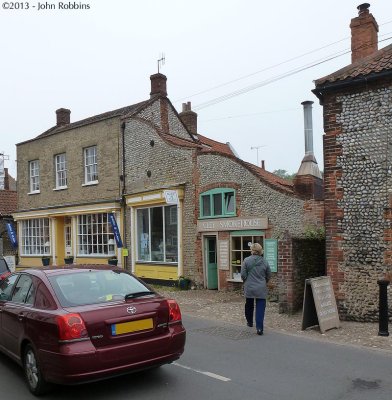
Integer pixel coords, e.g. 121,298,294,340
57,313,88,341
0,272,11,280
167,299,182,323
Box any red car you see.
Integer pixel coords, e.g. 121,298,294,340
0,256,11,281
0,265,186,395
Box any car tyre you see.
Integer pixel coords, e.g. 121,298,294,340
23,344,51,395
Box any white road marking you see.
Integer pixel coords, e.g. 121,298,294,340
172,362,231,382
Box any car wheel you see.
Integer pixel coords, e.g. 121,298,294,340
23,344,51,395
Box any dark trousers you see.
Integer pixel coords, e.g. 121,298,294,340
245,298,266,331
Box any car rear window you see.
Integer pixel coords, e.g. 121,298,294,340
48,270,152,307
0,258,9,274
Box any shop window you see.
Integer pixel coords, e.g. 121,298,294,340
200,188,235,218
21,218,50,255
231,234,264,276
77,213,115,256
136,205,178,263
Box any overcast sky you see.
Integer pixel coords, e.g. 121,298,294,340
1,0,391,179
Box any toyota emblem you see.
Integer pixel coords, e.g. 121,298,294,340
127,306,137,314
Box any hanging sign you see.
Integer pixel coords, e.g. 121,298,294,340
6,222,18,248
108,213,123,248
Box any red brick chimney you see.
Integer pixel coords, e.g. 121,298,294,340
4,167,10,190
56,108,71,126
150,73,167,98
350,3,378,63
179,102,197,134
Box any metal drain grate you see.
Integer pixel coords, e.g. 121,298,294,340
193,326,255,340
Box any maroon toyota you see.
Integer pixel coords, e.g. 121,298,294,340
0,266,186,395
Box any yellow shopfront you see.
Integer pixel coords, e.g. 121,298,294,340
125,188,184,283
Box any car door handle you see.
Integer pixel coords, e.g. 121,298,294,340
18,313,25,321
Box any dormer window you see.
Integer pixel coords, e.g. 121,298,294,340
200,188,236,218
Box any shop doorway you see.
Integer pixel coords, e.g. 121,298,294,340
64,217,72,257
204,236,218,289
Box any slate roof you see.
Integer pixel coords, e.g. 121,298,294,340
0,190,17,216
19,101,149,144
315,43,392,86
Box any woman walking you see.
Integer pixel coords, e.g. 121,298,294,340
241,243,271,335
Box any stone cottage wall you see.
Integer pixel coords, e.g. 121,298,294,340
198,153,307,237
123,99,198,280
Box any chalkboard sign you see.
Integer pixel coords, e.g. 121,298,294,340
302,276,340,333
264,239,277,272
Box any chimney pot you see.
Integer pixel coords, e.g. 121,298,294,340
261,160,265,170
150,73,167,98
358,3,370,14
56,108,71,126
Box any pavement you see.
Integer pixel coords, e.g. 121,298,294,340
155,287,392,353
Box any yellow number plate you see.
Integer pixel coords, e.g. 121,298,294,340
111,318,153,335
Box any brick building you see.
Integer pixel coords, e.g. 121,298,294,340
0,168,17,261
13,104,136,267
14,72,324,313
313,3,392,321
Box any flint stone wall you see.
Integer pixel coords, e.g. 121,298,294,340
334,86,392,320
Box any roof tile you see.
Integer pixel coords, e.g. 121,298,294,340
315,43,392,86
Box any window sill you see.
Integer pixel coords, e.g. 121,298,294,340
136,261,178,265
227,279,243,283
82,181,99,187
28,190,40,195
53,186,68,191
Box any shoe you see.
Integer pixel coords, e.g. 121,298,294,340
247,322,253,327
257,329,263,335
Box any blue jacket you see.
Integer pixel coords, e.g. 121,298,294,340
241,255,271,299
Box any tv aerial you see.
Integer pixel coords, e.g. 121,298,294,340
157,53,165,73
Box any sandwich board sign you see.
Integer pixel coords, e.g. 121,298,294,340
302,276,340,333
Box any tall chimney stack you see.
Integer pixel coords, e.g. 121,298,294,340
293,101,323,200
150,73,167,98
56,108,71,126
350,3,378,63
179,102,198,135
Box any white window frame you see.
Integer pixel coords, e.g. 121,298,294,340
136,205,178,264
21,218,50,256
77,213,115,257
55,153,67,189
29,160,40,193
83,146,98,185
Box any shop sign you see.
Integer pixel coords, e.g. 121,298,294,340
6,223,18,248
264,239,277,272
197,217,268,232
108,213,123,248
217,239,229,270
164,190,179,205
302,276,340,333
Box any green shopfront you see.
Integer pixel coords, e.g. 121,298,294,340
197,217,278,290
